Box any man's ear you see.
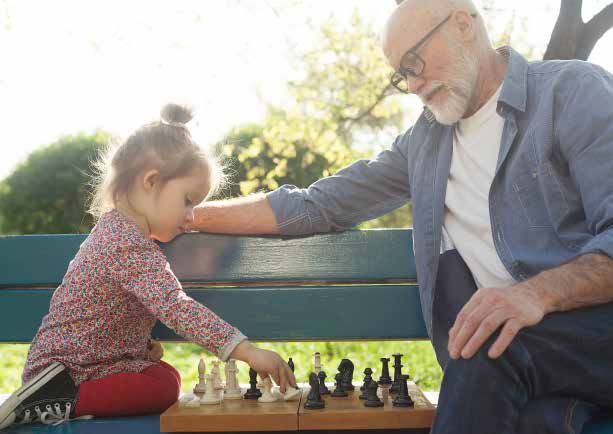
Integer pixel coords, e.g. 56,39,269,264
452,10,476,42
142,169,160,193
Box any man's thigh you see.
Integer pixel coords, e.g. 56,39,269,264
519,301,613,406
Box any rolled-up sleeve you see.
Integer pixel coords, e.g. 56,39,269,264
557,66,613,259
267,132,413,235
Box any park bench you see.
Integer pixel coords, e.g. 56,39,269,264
1,230,612,433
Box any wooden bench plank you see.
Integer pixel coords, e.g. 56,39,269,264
0,285,428,343
0,231,417,287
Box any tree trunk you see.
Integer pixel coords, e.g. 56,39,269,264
542,0,613,60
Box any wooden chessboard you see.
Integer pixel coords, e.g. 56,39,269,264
160,384,435,432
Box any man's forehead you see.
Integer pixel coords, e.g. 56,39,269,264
384,3,441,63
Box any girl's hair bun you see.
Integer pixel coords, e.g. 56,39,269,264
160,103,194,125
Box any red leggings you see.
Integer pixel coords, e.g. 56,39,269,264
74,361,181,417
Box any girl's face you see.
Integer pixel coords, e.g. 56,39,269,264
147,169,210,242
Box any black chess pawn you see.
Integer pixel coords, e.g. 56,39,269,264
392,374,414,408
318,371,330,395
288,357,295,373
359,368,373,400
360,367,373,391
331,372,348,397
338,358,355,391
243,367,262,399
378,357,392,386
304,372,325,409
390,353,404,394
364,379,384,408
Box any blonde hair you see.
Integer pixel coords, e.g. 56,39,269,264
88,103,225,220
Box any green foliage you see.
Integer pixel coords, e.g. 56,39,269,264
0,132,109,235
0,341,442,394
217,11,412,228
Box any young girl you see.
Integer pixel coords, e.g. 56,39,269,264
0,104,296,429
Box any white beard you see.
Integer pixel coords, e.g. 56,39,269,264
419,46,479,125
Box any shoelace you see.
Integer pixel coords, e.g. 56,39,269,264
19,403,93,426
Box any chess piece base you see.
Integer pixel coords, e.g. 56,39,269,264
243,389,262,399
304,400,325,409
392,397,415,407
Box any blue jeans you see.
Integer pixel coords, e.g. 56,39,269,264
430,250,609,434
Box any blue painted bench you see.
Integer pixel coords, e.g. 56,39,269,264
0,230,611,433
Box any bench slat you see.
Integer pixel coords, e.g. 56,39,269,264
0,230,417,287
0,285,428,343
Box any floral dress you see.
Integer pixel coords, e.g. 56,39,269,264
22,209,246,385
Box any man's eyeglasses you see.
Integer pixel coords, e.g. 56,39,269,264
390,13,477,93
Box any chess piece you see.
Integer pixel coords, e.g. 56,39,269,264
364,379,384,408
181,395,201,408
211,361,223,389
224,359,242,399
193,358,207,395
313,352,321,375
330,372,348,397
257,377,278,403
390,353,404,394
318,371,330,395
200,374,222,405
304,372,325,409
360,367,373,391
338,358,355,391
243,368,262,399
288,357,295,373
378,358,392,402
283,386,301,401
359,368,373,400
392,375,415,407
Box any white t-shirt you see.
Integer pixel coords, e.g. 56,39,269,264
442,85,516,289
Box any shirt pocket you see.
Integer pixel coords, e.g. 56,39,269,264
512,167,552,228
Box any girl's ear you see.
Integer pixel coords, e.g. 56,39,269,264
142,170,160,192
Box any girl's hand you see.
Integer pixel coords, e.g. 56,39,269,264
148,339,164,361
229,340,297,393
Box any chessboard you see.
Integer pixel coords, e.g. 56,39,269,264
160,383,435,432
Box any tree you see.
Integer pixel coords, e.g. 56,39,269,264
219,11,414,228
544,0,613,60
0,132,109,234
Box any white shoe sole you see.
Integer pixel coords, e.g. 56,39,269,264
0,362,65,429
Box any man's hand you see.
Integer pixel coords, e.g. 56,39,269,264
448,283,546,360
148,339,164,361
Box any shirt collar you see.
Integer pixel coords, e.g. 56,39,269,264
422,45,528,124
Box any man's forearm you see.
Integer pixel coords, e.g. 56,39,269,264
191,194,280,235
524,253,613,314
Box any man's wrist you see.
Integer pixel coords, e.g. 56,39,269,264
517,276,559,315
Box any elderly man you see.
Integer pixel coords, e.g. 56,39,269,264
191,0,613,432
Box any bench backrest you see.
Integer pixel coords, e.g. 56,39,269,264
0,230,427,343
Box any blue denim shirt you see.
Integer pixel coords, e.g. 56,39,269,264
267,46,613,338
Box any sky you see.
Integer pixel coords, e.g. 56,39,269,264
0,0,612,180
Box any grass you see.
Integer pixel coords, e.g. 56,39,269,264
0,341,442,394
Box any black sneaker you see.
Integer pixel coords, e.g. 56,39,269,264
0,362,84,429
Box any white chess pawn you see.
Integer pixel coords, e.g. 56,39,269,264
224,359,242,399
257,377,278,403
283,386,301,401
200,374,222,405
313,352,321,375
193,358,207,395
211,361,224,390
